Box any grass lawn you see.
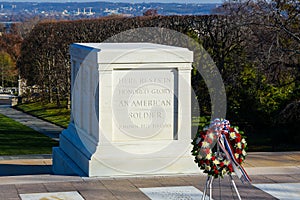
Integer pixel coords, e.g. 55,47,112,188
0,113,58,155
15,101,70,128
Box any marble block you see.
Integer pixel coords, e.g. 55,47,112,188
52,43,199,177
254,183,300,200
20,191,84,200
139,186,210,200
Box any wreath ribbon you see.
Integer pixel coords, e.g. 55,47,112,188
218,133,251,183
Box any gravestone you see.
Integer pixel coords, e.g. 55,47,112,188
52,43,199,176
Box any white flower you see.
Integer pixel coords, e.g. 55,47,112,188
224,159,230,166
202,141,210,148
242,150,247,156
208,133,215,139
197,154,203,160
230,132,236,139
235,153,239,159
205,165,211,171
241,138,246,144
213,159,220,165
222,168,227,176
236,142,242,149
205,153,212,160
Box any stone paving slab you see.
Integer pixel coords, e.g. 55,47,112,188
19,191,85,200
243,151,300,167
0,155,52,161
254,183,300,200
245,166,300,175
140,186,205,200
0,175,82,185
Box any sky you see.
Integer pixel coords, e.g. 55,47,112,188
2,0,223,3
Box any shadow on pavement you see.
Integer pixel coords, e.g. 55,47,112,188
0,164,52,176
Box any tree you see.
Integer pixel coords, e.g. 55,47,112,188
0,51,17,88
215,0,300,149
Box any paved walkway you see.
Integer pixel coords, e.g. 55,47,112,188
0,107,63,141
0,152,298,199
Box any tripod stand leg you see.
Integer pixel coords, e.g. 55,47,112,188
209,176,214,200
230,175,242,200
202,176,210,200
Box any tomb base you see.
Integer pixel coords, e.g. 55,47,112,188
53,123,199,177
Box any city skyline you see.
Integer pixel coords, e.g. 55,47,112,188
2,0,223,3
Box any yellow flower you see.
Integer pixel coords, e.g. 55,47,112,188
224,159,230,166
206,153,212,160
205,165,211,171
235,153,239,159
222,168,227,176
242,150,247,156
230,132,236,139
213,159,220,165
236,142,242,149
202,141,210,148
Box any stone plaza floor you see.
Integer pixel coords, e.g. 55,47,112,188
0,151,299,200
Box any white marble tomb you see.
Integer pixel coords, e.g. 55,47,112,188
52,43,199,177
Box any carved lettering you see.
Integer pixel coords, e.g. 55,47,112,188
140,77,171,84
113,69,176,140
129,111,162,119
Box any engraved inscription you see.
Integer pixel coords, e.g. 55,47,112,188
112,69,177,141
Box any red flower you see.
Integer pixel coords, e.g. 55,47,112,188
198,142,203,147
235,137,241,143
213,165,217,170
239,158,243,164
236,149,242,154
205,160,210,165
228,164,233,172
214,169,219,175
211,156,216,161
203,148,211,155
219,162,224,167
200,160,204,165
207,138,213,144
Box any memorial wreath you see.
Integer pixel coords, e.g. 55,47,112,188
192,119,251,181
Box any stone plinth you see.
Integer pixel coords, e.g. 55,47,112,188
52,43,199,177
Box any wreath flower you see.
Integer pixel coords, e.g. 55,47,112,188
192,118,250,182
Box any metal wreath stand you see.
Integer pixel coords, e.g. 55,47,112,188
201,138,242,200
